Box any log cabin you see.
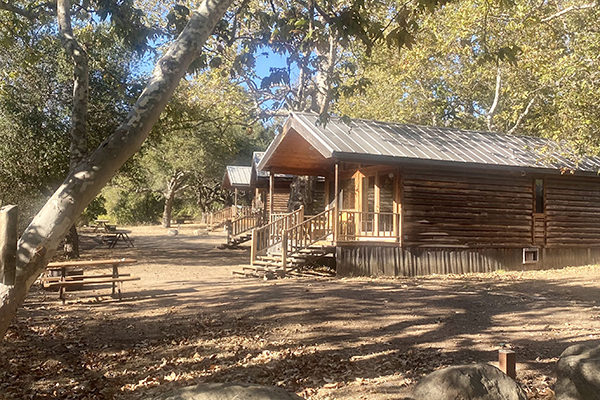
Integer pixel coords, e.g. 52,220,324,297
222,165,252,207
256,112,600,277
251,151,294,217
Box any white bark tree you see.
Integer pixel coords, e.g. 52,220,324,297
57,0,89,258
0,0,235,339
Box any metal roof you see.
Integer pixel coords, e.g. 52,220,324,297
252,152,269,178
259,112,600,173
222,166,252,190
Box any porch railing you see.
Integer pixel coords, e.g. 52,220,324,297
284,208,334,264
206,205,252,228
250,206,304,264
337,211,400,241
227,210,265,241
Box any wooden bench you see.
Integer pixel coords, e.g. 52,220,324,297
43,258,139,302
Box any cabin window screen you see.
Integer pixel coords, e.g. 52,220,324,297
535,179,544,213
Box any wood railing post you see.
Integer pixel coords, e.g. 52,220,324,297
0,205,18,286
250,228,257,266
333,163,339,243
281,227,288,272
226,220,232,244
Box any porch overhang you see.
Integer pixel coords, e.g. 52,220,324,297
257,115,335,176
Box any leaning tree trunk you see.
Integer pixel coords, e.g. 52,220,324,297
58,0,89,259
0,0,235,340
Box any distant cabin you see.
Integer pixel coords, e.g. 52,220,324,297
257,112,600,277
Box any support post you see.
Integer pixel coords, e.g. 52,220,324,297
250,228,257,266
281,224,288,272
499,349,516,379
269,172,274,219
234,188,238,208
333,163,339,243
226,220,232,245
0,205,18,286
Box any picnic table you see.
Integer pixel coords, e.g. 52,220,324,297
104,229,134,249
93,219,111,233
43,258,139,302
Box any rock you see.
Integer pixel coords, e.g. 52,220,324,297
555,343,600,400
155,382,305,400
410,363,527,400
193,229,209,236
167,229,179,236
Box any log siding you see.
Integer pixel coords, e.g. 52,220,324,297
546,176,600,247
402,168,534,248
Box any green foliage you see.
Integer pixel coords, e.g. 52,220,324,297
79,195,108,225
334,0,600,155
107,189,164,225
112,67,269,217
0,17,142,222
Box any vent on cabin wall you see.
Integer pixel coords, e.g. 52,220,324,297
523,247,540,264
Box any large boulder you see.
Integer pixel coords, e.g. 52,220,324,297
555,343,600,400
409,363,527,400
155,382,305,400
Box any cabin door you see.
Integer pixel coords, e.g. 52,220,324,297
361,171,395,236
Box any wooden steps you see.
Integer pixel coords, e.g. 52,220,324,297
234,245,335,279
220,233,252,248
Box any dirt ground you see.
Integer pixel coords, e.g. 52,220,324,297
1,223,599,399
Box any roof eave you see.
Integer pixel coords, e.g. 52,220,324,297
333,151,600,176
257,112,335,172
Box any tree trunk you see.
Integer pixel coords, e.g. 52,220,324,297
287,176,315,214
313,30,337,115
58,0,89,259
0,0,235,340
162,171,186,228
63,225,79,259
162,188,175,228
57,0,88,170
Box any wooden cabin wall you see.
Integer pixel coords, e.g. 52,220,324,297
336,245,600,277
545,176,600,247
402,167,534,248
267,187,291,214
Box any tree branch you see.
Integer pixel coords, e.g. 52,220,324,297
486,66,501,132
0,1,55,20
541,3,597,22
507,95,537,135
57,0,89,169
0,1,37,20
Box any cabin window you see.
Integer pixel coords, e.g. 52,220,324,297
362,176,375,213
341,178,356,210
523,247,539,264
378,173,394,213
535,179,544,213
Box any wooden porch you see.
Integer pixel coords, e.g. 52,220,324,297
233,206,402,278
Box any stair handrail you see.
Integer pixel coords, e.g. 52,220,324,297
207,205,253,228
227,209,265,243
250,206,304,264
282,208,333,269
